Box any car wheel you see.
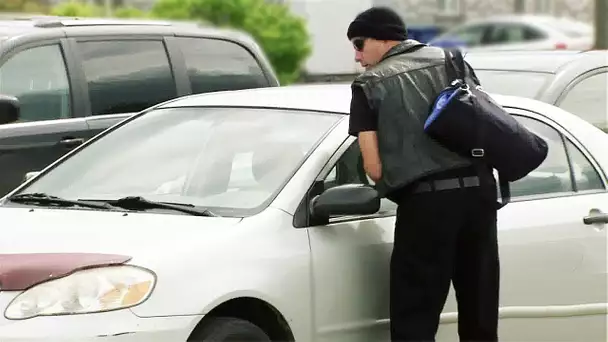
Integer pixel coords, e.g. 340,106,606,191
190,317,272,342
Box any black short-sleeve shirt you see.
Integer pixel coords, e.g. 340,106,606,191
348,85,378,136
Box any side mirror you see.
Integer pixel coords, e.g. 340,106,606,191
23,171,40,183
311,184,380,219
0,94,20,125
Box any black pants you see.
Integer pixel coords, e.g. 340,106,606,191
389,168,500,342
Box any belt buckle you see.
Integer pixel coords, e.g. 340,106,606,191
471,148,485,158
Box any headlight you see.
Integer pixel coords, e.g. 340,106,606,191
5,265,155,320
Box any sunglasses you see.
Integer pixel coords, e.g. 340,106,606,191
351,37,366,51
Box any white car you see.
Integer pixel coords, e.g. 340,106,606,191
0,84,606,342
429,15,594,52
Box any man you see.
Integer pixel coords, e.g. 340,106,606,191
346,6,500,342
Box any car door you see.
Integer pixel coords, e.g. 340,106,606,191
0,40,89,197
438,110,608,342
66,36,180,137
304,137,395,342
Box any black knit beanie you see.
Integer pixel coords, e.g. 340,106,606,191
347,6,408,41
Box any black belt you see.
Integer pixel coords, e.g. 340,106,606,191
412,175,480,193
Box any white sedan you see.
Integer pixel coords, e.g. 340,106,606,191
429,15,593,52
0,84,606,342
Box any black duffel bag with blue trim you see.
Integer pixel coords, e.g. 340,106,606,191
424,48,549,208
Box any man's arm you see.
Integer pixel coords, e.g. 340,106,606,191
358,131,382,182
349,85,382,182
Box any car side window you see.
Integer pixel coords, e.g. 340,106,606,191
323,140,397,217
558,72,608,131
177,37,270,94
0,44,71,122
486,24,541,44
510,116,573,198
77,40,177,116
564,139,604,191
449,24,488,47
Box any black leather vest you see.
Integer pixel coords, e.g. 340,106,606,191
353,40,472,197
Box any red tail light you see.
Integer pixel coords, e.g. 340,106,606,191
555,42,568,49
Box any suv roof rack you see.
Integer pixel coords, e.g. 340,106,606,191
33,18,176,28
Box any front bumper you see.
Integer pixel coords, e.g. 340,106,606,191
0,292,202,341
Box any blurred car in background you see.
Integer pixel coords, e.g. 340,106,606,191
0,16,279,197
464,50,607,132
429,15,593,51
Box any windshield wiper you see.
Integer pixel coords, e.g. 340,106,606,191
80,196,219,217
8,193,121,211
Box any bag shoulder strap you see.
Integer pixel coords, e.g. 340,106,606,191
443,48,483,86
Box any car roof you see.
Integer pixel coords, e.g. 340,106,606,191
0,16,252,42
463,50,607,74
155,83,567,116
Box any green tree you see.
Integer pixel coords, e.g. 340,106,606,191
114,6,148,18
50,1,103,17
152,0,311,84
0,0,50,14
149,0,191,20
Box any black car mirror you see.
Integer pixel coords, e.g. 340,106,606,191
310,184,380,220
0,95,20,125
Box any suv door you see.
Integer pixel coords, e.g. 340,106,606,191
68,37,179,136
0,40,89,197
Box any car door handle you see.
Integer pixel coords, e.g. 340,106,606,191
583,211,608,225
58,137,85,148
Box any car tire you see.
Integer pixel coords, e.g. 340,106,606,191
190,317,272,342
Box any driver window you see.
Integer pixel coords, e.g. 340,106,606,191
0,44,71,122
323,140,396,216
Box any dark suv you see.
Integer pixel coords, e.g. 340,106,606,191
0,17,279,196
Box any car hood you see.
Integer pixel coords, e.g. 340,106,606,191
0,207,242,289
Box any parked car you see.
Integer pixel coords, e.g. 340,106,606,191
429,15,593,51
463,50,607,132
0,83,606,342
0,16,279,196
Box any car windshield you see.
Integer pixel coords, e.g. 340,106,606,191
15,107,342,216
473,69,553,98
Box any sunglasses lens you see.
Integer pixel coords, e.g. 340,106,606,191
353,38,364,51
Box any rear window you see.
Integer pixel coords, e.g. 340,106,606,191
176,37,272,93
474,70,553,99
540,19,593,38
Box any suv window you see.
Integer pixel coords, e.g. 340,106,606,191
77,40,176,116
176,37,270,93
0,44,71,122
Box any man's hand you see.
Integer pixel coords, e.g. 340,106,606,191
358,131,382,182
